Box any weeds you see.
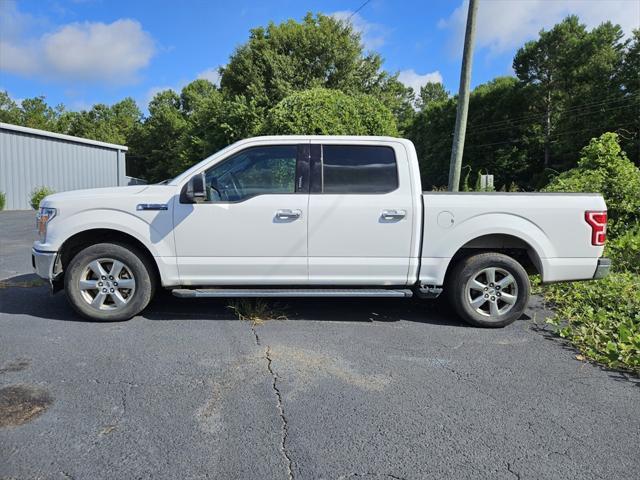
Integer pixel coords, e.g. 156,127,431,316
542,273,640,375
227,298,288,325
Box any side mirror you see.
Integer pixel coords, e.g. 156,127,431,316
184,173,206,203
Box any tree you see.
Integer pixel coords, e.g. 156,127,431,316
409,77,531,189
0,91,21,124
263,88,398,136
128,90,188,181
63,98,142,145
543,132,640,237
416,82,449,111
220,13,412,131
17,96,65,131
513,16,632,172
617,29,640,163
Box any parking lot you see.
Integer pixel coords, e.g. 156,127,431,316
1,210,638,480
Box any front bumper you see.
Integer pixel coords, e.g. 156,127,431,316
32,248,57,281
593,257,611,279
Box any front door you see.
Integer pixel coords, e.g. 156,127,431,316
307,143,415,285
173,144,309,285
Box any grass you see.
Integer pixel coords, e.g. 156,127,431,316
539,273,640,375
226,298,289,325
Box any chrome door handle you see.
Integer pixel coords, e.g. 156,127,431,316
381,209,406,220
276,209,302,220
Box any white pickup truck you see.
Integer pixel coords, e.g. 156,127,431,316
32,136,610,327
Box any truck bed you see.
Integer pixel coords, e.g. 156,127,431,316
418,192,606,286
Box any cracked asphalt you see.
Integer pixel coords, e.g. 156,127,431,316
1,211,639,480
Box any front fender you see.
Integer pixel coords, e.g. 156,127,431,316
37,208,176,258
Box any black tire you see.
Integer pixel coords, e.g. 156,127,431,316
64,242,156,321
446,252,530,328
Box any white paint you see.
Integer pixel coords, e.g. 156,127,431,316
34,135,607,289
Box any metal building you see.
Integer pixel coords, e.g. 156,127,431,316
0,122,129,210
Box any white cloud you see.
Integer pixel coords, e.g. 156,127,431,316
439,0,640,56
398,69,443,94
197,67,221,85
330,11,388,50
0,3,155,85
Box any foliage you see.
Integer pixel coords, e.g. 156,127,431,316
543,132,640,237
264,88,398,136
1,14,638,188
416,82,449,111
409,77,534,188
62,98,142,146
219,12,413,128
540,132,640,374
29,186,55,210
543,273,640,374
409,17,639,191
0,191,5,211
606,226,640,274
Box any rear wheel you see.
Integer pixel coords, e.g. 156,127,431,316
447,252,530,328
64,243,155,321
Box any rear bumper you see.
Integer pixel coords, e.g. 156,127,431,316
593,257,611,279
32,248,57,281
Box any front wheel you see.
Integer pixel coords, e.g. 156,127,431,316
64,243,155,321
447,252,530,328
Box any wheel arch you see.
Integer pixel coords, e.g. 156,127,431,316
444,233,544,284
58,229,161,286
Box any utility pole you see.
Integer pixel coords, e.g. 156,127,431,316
448,0,479,192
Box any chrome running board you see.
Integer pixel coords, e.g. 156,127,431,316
172,288,413,298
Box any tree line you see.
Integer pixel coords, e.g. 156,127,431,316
1,13,637,189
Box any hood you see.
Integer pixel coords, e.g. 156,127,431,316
40,184,179,212
42,185,149,205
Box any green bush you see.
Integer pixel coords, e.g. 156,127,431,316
541,132,640,374
30,186,55,210
543,133,640,238
263,87,398,136
544,273,640,374
606,226,640,274
0,191,5,211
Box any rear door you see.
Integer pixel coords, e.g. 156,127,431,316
307,142,415,285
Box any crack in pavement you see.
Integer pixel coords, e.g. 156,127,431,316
506,461,520,480
250,323,294,480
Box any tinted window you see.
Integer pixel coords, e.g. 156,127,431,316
322,145,398,194
205,146,297,201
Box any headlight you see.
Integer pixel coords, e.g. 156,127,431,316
36,207,57,242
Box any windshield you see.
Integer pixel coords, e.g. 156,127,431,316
167,141,240,186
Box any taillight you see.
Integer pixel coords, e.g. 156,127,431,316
585,211,607,246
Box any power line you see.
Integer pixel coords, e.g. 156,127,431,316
464,91,639,133
465,92,639,134
349,0,372,19
466,101,638,137
464,122,637,150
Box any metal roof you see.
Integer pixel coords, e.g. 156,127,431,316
0,122,128,151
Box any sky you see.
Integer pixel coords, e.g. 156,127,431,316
1,0,639,112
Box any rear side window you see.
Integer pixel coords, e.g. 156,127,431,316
322,145,398,194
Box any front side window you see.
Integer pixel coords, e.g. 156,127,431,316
322,145,398,194
204,146,297,202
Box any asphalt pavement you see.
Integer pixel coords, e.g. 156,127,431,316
1,210,638,480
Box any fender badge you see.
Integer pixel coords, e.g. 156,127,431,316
136,204,168,211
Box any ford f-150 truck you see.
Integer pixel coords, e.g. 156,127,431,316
32,136,611,327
